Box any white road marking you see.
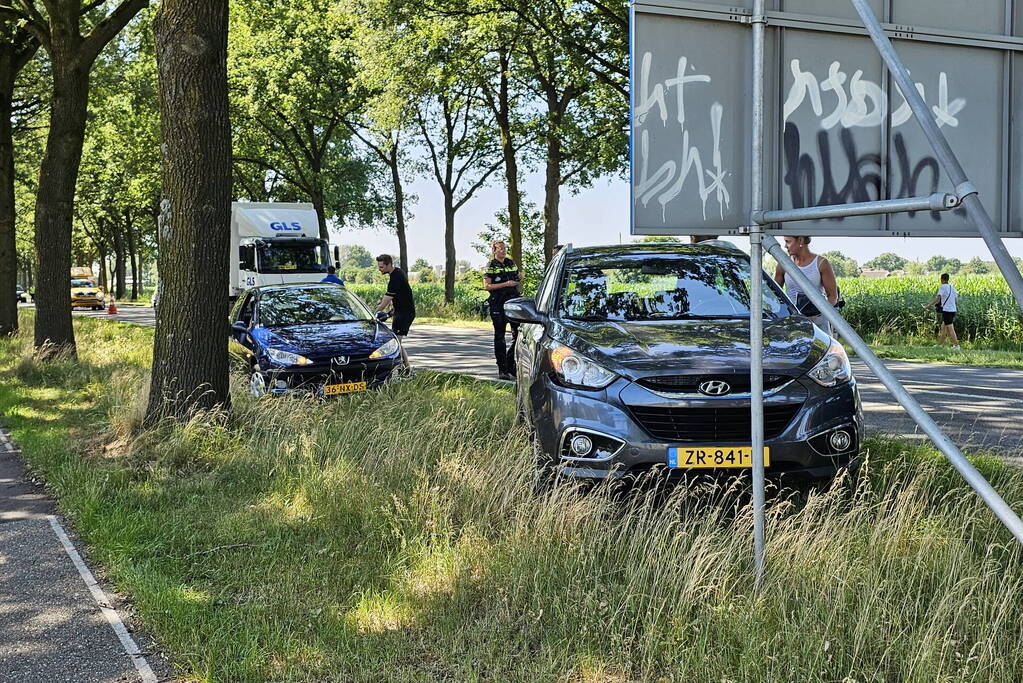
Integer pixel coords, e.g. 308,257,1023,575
47,516,158,683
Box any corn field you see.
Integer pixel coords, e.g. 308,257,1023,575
838,274,1023,348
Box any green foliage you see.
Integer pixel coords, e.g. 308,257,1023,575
820,250,859,278
863,252,907,272
348,282,487,319
962,257,990,275
229,0,390,233
475,201,544,296
337,244,374,269
838,273,1023,348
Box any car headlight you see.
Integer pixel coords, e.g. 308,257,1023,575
266,347,313,366
806,341,852,387
369,337,400,359
548,342,616,390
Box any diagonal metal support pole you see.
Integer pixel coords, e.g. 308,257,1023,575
764,234,1023,546
849,0,1023,315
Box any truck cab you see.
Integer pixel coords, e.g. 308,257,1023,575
231,202,333,299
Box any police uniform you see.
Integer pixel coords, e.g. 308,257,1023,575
485,257,521,376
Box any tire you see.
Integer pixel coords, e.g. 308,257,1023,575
531,432,557,495
249,368,269,397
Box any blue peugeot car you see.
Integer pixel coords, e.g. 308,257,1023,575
229,283,403,397
505,243,863,488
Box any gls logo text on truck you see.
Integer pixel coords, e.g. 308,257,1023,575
270,221,303,232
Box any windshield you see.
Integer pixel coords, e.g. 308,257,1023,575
259,286,374,327
70,279,95,288
557,255,791,322
257,243,328,274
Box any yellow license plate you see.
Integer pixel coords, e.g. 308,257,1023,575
667,446,770,469
323,381,367,396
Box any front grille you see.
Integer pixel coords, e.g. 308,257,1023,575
638,374,790,395
628,403,803,442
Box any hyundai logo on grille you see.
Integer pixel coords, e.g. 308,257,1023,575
698,380,731,396
331,356,350,367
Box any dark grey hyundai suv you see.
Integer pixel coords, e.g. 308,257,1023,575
505,243,862,487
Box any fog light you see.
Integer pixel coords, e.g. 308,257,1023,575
275,379,288,389
829,429,852,452
570,434,593,456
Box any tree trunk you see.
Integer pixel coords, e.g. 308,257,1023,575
310,176,329,241
97,242,108,291
0,58,17,335
542,130,562,263
444,191,456,304
389,147,408,273
147,0,232,422
33,61,91,356
125,220,139,300
112,228,127,300
495,47,522,267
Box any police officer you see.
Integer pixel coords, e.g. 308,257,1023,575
483,240,522,380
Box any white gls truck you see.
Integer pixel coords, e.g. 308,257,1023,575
230,202,333,300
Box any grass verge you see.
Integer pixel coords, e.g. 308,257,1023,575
3,310,1023,681
859,342,1023,369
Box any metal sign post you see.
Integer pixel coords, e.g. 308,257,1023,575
748,0,767,590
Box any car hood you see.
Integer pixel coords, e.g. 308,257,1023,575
549,317,828,378
260,320,391,359
71,287,101,296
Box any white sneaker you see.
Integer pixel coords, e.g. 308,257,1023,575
952,345,961,350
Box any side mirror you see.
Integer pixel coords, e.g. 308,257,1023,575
503,297,547,325
231,320,249,335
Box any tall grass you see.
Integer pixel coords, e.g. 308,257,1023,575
838,274,1023,348
2,311,1023,680
347,283,489,320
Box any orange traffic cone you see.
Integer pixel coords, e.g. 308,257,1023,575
107,297,118,315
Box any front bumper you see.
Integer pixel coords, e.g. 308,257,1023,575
258,356,401,396
71,296,104,308
529,373,862,483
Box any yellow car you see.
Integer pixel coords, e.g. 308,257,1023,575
71,277,105,310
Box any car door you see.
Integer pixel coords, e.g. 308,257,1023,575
229,291,258,361
516,251,566,414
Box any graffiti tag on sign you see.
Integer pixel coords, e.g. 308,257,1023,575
782,59,968,220
633,52,732,222
783,60,966,129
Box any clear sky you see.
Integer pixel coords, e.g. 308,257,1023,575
341,170,1023,269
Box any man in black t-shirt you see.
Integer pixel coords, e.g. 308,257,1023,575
484,240,522,380
375,254,415,369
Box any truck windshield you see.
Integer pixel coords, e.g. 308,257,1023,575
257,243,328,274
70,279,95,288
558,254,792,322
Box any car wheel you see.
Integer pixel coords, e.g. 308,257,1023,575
531,432,557,495
249,368,269,397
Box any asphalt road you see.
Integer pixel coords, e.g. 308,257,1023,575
66,304,1023,456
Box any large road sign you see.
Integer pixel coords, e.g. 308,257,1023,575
630,0,1023,237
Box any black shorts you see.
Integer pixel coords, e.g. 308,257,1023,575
942,311,956,325
392,312,415,336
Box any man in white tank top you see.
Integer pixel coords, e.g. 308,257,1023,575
773,236,839,336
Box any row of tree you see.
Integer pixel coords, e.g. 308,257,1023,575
1,0,628,421
3,0,628,342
